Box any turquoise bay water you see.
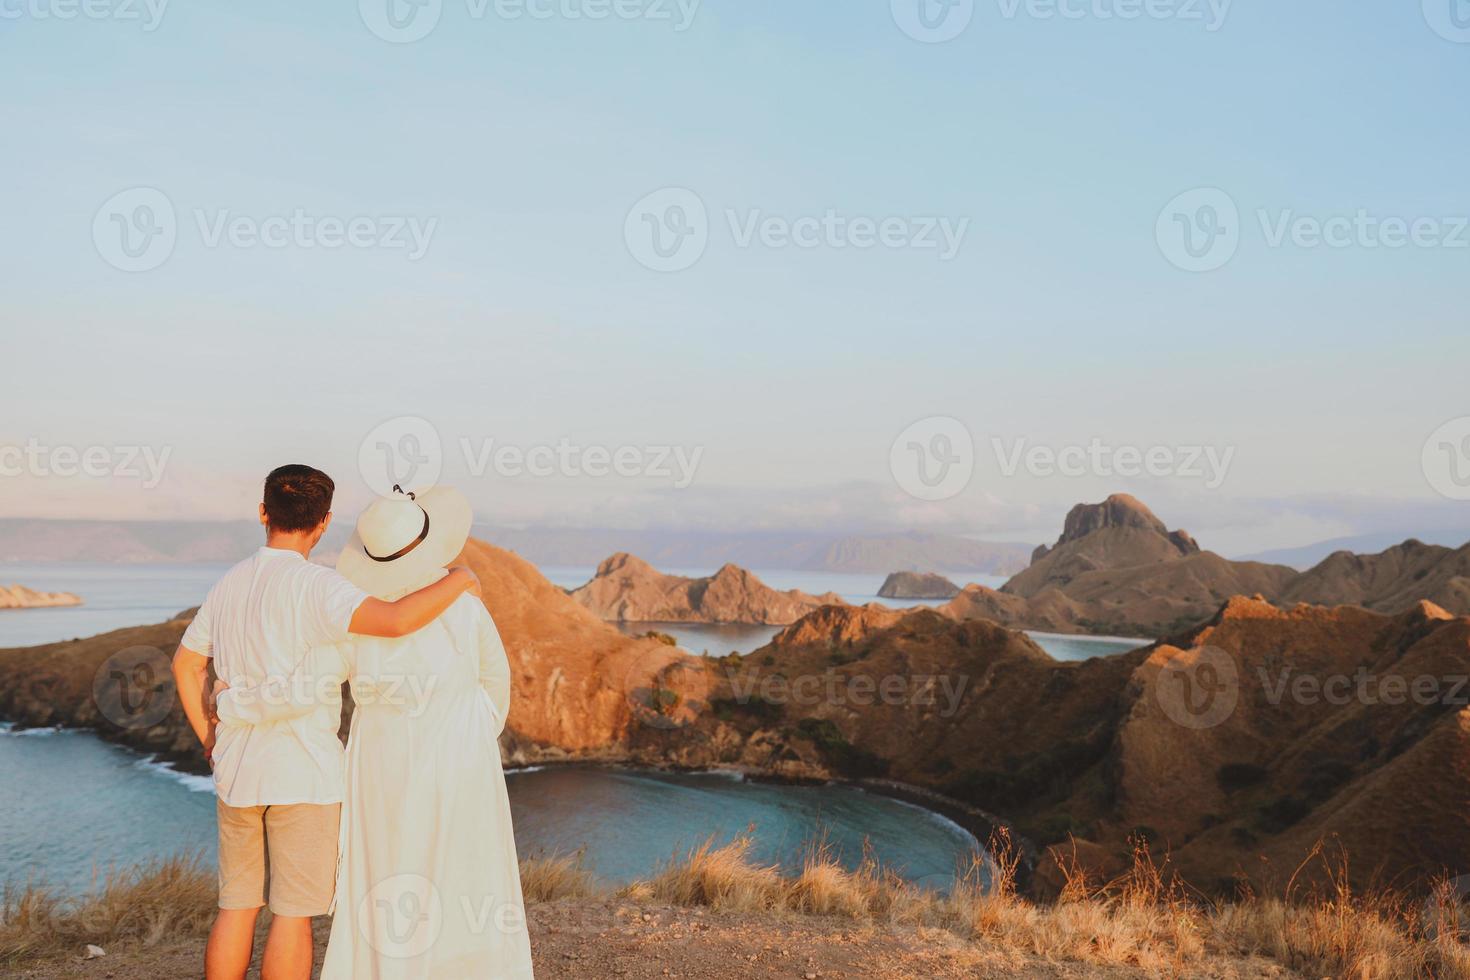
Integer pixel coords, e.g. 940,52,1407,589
0,728,979,893
0,561,228,649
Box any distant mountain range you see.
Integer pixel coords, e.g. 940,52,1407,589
1239,529,1470,569
0,519,1033,575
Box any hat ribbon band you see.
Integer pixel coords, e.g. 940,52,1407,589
364,507,431,563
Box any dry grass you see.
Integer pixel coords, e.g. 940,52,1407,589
518,851,598,903
7,835,1470,978
1,855,215,965
635,833,785,912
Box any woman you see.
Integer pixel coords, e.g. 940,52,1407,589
215,486,534,978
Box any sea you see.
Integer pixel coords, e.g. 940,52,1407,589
0,561,1147,892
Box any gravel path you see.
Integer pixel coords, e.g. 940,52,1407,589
8,900,1296,980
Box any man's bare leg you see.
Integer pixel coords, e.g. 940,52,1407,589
205,907,260,980
261,914,314,980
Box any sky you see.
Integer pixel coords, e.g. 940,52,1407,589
2,0,1468,554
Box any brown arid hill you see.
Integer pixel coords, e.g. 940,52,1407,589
877,570,961,599
570,553,846,625
1110,596,1470,894
0,585,82,609
635,603,1149,828
1281,538,1470,616
972,494,1469,639
625,596,1470,898
985,494,1296,637
0,539,674,773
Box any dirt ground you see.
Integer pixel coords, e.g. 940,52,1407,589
8,900,1297,980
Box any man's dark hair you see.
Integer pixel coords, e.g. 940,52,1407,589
263,465,335,533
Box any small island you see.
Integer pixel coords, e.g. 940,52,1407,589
876,571,961,600
0,584,83,610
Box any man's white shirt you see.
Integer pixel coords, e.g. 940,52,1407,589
181,546,368,807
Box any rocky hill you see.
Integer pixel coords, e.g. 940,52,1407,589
876,571,960,599
0,584,82,609
1280,538,1470,615
570,553,846,625
940,495,1466,638
942,495,1296,637
641,595,1470,896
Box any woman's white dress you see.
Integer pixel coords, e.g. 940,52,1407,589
321,591,534,979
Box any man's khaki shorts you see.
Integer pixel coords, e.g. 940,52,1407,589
216,799,340,917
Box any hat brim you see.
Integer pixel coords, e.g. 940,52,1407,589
336,486,473,600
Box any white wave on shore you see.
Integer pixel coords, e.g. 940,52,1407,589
0,722,65,737
852,787,982,850
132,755,214,793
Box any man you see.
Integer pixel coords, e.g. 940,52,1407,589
171,465,481,980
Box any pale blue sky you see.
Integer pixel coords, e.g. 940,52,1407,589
3,1,1467,552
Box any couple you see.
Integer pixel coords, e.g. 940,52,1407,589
171,465,535,979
